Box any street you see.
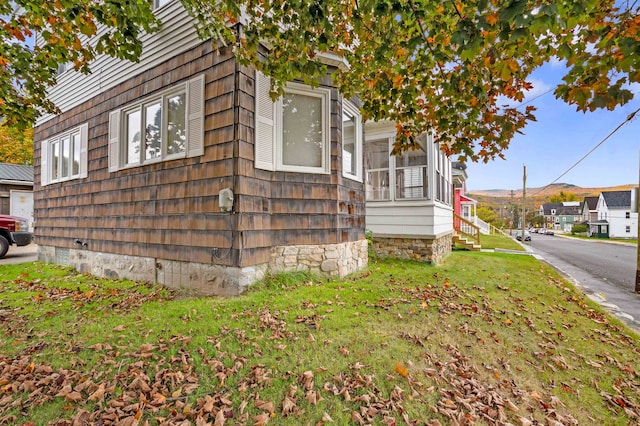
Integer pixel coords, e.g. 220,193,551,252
0,243,38,265
526,234,640,331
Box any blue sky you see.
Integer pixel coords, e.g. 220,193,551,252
465,62,639,191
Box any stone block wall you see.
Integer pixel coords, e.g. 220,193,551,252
371,233,452,264
270,239,369,277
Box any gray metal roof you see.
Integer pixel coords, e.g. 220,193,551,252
0,162,34,183
541,202,563,215
601,190,631,209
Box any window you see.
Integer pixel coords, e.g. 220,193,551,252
41,124,88,186
626,212,630,219
56,62,72,76
255,71,331,174
396,134,428,199
342,101,362,181
365,139,390,200
364,133,450,203
154,0,172,8
109,75,204,172
435,147,451,205
626,226,631,233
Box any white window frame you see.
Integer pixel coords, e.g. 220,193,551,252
342,100,363,181
41,123,88,186
108,75,204,172
153,0,172,9
255,71,331,174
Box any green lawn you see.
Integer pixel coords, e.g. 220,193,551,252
1,254,639,425
478,233,524,251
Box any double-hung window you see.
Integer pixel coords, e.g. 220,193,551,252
342,101,363,181
108,75,204,172
255,71,331,174
41,124,88,186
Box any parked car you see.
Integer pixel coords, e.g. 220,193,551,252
0,215,33,258
543,229,555,235
515,230,531,242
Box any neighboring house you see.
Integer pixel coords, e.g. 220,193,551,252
451,162,489,235
539,202,563,229
539,201,581,231
556,203,582,233
363,121,454,263
33,2,367,295
592,190,638,238
0,163,34,231
581,196,599,224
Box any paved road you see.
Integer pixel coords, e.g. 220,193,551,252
0,243,38,265
525,234,640,331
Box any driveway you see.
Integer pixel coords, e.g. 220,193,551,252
0,243,38,265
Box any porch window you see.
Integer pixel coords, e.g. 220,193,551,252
435,148,451,205
365,139,390,200
108,75,204,172
255,72,331,174
396,133,428,199
40,124,88,186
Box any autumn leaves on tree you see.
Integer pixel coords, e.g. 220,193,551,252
2,0,639,161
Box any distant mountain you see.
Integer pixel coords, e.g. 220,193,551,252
468,183,637,199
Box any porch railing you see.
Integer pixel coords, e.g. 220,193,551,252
453,212,481,246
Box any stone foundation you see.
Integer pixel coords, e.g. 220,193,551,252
371,233,452,264
37,239,369,296
269,239,369,277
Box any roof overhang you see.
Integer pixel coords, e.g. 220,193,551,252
0,180,33,187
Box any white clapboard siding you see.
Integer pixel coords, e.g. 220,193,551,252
365,202,453,237
36,1,202,126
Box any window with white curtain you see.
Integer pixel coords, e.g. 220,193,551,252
255,72,331,174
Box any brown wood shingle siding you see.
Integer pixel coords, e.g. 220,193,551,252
34,41,365,270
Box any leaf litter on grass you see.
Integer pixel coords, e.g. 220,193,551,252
0,255,639,425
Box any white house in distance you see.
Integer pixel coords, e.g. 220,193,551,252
363,120,455,263
592,189,638,238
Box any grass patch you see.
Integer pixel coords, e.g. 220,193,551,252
479,233,525,251
1,255,639,425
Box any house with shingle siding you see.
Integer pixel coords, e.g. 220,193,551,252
33,1,369,295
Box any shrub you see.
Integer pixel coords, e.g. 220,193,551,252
571,224,588,234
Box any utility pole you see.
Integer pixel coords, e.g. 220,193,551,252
522,165,526,240
636,151,639,293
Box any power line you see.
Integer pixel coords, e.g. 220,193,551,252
530,106,640,197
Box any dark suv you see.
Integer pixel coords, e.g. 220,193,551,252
0,214,33,258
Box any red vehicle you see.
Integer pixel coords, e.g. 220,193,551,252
0,215,33,258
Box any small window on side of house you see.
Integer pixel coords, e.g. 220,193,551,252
625,212,630,219
342,101,362,181
41,124,88,186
